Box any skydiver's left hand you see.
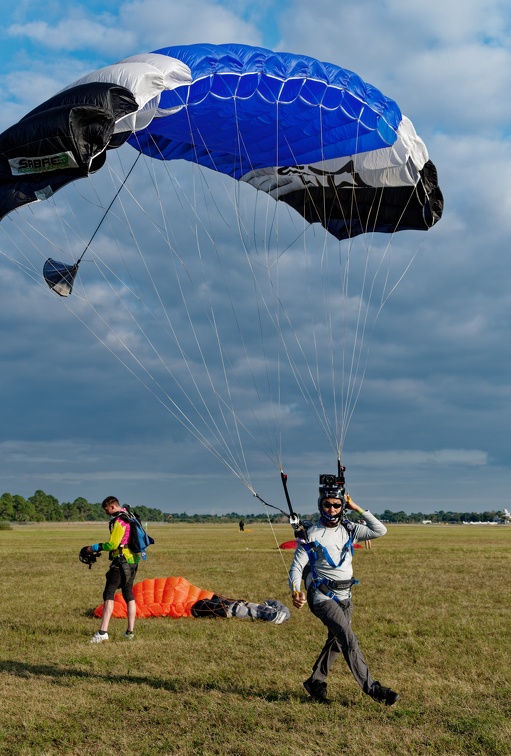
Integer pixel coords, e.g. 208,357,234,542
345,494,364,514
292,591,307,609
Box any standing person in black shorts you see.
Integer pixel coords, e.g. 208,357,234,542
85,496,140,643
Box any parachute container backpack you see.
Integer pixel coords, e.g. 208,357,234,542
117,507,154,560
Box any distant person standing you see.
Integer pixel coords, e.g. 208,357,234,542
239,520,245,532
86,496,141,643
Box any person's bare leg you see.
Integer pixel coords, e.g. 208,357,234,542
100,599,115,632
127,600,136,633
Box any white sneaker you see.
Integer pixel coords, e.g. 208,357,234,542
90,631,109,643
123,631,134,640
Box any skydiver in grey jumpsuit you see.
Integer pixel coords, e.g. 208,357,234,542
289,486,400,705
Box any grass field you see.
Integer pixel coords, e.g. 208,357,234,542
0,521,510,755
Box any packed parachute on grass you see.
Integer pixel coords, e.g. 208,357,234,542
93,575,290,624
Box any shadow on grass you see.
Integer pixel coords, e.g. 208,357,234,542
0,659,335,705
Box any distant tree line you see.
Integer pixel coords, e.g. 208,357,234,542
166,512,288,523
373,509,506,523
167,510,509,524
0,490,507,524
0,490,163,523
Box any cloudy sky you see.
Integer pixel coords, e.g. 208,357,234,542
1,0,511,516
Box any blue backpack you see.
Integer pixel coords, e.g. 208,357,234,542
114,507,155,560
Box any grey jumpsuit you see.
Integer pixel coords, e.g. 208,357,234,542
288,511,386,693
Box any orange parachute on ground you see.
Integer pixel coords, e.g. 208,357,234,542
94,576,214,619
93,575,291,623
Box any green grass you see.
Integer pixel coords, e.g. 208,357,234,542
0,522,510,755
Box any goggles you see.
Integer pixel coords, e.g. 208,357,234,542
322,500,343,510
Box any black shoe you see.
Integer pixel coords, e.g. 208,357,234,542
370,681,400,706
303,677,329,703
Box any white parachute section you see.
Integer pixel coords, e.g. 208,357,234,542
60,53,192,133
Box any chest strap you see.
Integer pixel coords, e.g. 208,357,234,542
303,528,355,570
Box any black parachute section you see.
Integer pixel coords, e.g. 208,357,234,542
0,83,138,222
277,158,443,240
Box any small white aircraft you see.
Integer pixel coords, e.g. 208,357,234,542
502,508,511,522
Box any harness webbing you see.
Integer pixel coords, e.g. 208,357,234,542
303,522,357,604
108,513,131,556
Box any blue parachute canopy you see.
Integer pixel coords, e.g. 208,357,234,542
129,43,442,239
0,43,442,243
132,43,401,174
